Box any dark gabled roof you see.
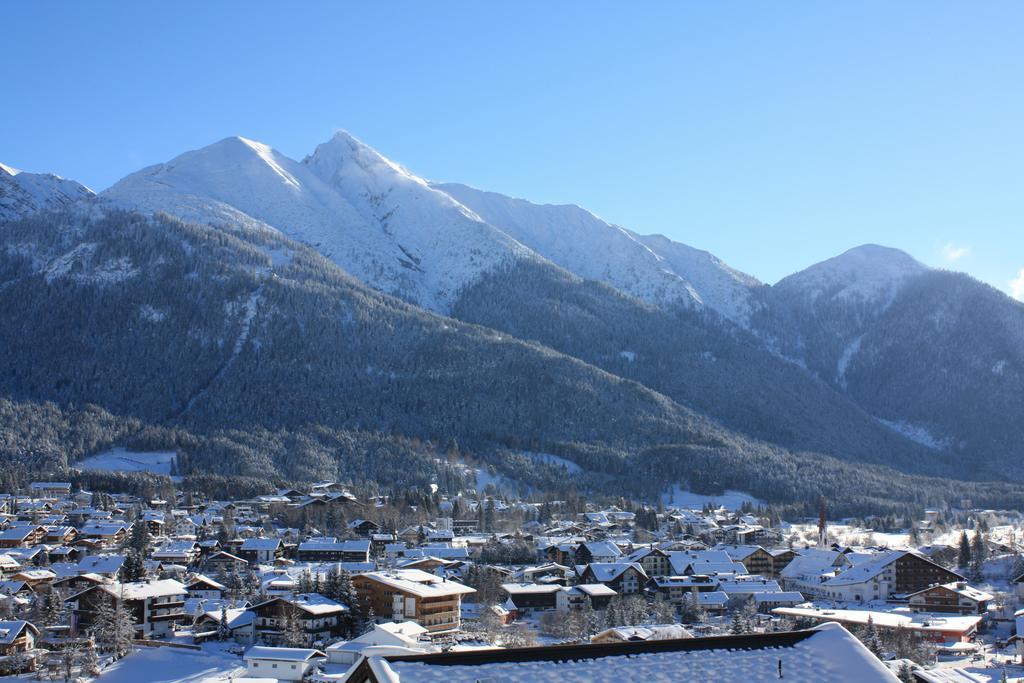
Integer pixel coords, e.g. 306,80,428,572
385,629,816,667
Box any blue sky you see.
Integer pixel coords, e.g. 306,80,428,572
3,2,1022,295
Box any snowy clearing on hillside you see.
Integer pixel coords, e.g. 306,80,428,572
79,448,177,475
661,486,763,510
877,418,950,450
524,451,583,474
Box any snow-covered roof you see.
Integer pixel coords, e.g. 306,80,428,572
907,582,993,603
372,623,897,681
594,624,692,642
823,550,906,586
772,606,982,635
358,570,475,599
501,583,562,596
99,579,188,601
244,645,325,662
0,620,37,645
580,562,647,583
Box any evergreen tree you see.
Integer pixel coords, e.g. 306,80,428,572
957,531,972,569
93,592,136,657
729,609,745,635
282,608,306,647
128,519,150,554
864,615,883,658
971,531,988,578
218,603,231,641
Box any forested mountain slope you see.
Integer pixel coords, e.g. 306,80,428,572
2,208,1019,512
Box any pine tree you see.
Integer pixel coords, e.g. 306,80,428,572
864,615,883,658
971,531,987,578
729,609,745,635
297,569,313,594
604,597,619,628
218,603,231,641
1011,554,1024,582
958,531,972,569
282,608,306,647
128,519,150,554
42,588,66,627
93,592,136,657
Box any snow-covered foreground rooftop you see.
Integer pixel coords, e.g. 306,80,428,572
356,624,897,682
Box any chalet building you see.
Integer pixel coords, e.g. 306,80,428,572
205,550,249,575
0,554,23,578
574,541,622,565
714,545,779,578
194,606,254,643
77,523,129,548
348,519,382,537
625,547,673,578
352,570,475,633
814,551,962,603
29,483,72,499
296,539,371,563
42,526,77,545
151,541,201,566
0,620,39,656
250,593,347,646
239,538,283,564
648,574,720,603
186,574,227,600
907,582,993,615
576,563,649,595
0,525,46,549
501,583,562,613
556,584,616,612
67,579,188,638
451,519,478,534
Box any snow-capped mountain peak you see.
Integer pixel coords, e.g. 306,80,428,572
0,162,95,222
103,133,536,312
774,243,927,305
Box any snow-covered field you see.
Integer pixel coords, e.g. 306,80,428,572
524,451,583,474
95,645,245,683
661,486,763,510
787,523,911,548
78,448,178,476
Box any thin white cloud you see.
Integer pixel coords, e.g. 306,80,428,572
1011,269,1024,302
943,243,969,262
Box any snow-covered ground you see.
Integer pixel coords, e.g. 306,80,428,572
78,447,178,476
661,486,763,510
93,644,245,683
523,451,583,474
787,522,911,549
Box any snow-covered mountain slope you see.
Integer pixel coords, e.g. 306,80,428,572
301,133,537,310
433,182,761,323
103,134,535,312
0,163,94,222
772,244,927,307
630,231,763,323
